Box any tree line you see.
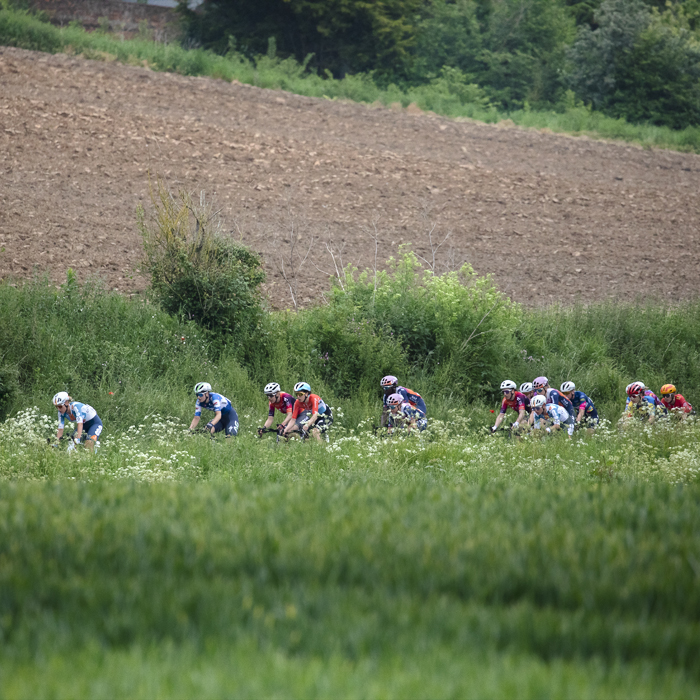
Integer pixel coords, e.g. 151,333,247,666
178,0,700,129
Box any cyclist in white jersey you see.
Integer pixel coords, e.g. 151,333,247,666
52,391,103,451
528,395,574,436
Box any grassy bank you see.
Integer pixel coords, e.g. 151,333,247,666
2,6,700,153
2,276,700,697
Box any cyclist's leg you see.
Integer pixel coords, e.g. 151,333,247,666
83,416,103,451
222,409,239,437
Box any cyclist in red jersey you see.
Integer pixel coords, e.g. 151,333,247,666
490,380,530,434
659,384,694,418
259,382,296,436
285,381,334,442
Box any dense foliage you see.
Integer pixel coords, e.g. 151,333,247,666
4,7,700,150
179,0,700,127
139,181,266,344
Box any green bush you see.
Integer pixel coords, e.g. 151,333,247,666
139,181,265,347
328,251,521,396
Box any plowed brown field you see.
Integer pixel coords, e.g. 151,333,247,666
2,46,700,307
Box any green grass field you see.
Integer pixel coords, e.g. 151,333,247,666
1,272,700,696
1,399,700,697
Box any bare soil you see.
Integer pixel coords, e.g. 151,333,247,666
1,46,699,308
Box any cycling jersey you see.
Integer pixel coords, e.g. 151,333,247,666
58,401,97,429
569,391,596,415
383,386,427,416
661,394,693,414
292,394,328,420
500,391,530,415
389,401,428,431
268,392,296,417
545,388,574,415
625,392,666,420
533,403,574,435
195,392,232,417
625,390,666,412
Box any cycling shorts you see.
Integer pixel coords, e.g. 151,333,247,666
211,408,239,436
75,415,103,441
297,409,333,433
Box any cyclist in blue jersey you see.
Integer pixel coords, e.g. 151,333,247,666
560,381,598,430
189,382,239,437
380,375,427,428
533,376,575,417
386,393,428,434
52,391,103,451
528,394,574,436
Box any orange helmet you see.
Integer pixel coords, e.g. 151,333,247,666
660,384,677,396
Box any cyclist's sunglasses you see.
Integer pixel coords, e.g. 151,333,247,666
501,389,513,394
197,392,207,398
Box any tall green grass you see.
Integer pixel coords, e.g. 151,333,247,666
1,479,699,697
1,276,699,423
1,6,700,152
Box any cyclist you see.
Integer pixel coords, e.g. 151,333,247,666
519,382,535,401
529,394,575,436
490,380,530,434
560,381,599,429
533,376,575,417
386,392,428,434
380,375,427,428
623,381,666,413
52,391,103,451
659,384,694,417
259,382,296,437
622,382,665,425
189,382,239,437
285,382,333,442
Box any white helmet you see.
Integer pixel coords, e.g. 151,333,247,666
294,382,311,393
52,391,70,407
194,382,211,394
560,381,575,393
500,380,517,391
531,395,546,409
519,382,533,393
264,382,281,396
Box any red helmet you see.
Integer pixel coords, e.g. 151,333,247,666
626,381,645,397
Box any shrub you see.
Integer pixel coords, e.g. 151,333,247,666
139,180,266,348
329,251,521,397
